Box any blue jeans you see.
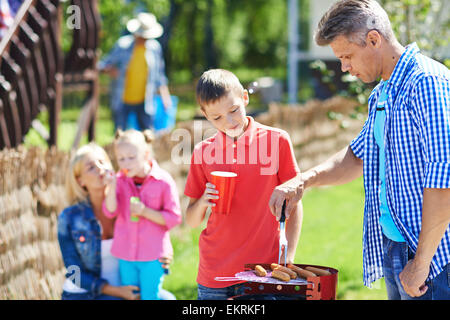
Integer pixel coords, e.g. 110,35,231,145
197,283,248,300
382,235,450,300
119,259,165,300
113,102,153,130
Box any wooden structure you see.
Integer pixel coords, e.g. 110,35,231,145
0,0,101,150
63,0,101,149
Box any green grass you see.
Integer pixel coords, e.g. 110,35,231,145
163,177,387,300
298,177,387,300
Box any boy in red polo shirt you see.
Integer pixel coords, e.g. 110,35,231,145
184,69,303,300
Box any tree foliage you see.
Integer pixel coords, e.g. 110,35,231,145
94,0,292,81
67,0,447,85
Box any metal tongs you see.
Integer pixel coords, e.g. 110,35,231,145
278,200,288,267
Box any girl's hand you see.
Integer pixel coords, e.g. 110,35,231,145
200,182,219,210
130,201,146,216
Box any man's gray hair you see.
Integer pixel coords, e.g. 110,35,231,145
315,0,395,47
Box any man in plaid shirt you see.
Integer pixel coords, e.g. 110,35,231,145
270,0,449,299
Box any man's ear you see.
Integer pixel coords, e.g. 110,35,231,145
367,30,381,48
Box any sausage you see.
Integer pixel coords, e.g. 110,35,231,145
305,266,332,276
254,265,267,277
274,266,297,279
270,263,280,271
287,264,317,278
271,269,290,282
271,263,298,279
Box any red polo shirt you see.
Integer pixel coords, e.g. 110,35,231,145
184,116,300,288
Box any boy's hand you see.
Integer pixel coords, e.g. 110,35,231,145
185,183,219,228
200,182,219,209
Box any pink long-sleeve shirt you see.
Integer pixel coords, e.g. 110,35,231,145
103,160,182,261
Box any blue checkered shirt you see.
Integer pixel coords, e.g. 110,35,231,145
350,43,450,287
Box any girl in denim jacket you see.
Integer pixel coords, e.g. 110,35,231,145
103,129,182,300
57,143,140,300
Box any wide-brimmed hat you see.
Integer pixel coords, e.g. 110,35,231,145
126,12,163,39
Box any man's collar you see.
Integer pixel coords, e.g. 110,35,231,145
387,42,420,88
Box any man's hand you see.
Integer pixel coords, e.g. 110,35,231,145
399,188,450,298
101,66,119,79
269,174,304,221
399,258,429,297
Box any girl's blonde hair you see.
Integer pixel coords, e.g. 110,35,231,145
66,143,113,205
114,129,155,155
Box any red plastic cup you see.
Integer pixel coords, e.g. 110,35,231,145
210,171,237,215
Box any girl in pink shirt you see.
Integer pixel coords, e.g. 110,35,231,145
103,129,182,300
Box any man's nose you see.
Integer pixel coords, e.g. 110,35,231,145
341,61,351,73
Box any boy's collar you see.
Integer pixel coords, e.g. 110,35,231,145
217,116,256,149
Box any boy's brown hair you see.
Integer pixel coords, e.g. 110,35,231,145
196,69,244,110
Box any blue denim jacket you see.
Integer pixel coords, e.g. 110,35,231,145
57,201,107,298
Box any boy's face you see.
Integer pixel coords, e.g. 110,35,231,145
201,90,249,138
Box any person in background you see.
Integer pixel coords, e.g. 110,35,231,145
103,129,182,300
98,12,172,131
57,143,175,300
270,0,450,300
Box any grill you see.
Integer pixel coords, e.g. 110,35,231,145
228,263,338,300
